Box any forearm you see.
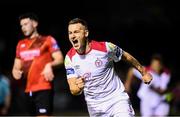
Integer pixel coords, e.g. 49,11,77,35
12,58,23,80
122,51,146,76
12,68,22,80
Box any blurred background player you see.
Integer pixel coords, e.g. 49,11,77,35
64,18,152,117
125,54,171,117
0,69,11,115
12,13,64,116
171,81,180,114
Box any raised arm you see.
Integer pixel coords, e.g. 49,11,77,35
122,51,152,84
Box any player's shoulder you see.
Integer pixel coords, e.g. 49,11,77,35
105,41,120,51
41,35,54,40
66,47,76,60
145,66,171,75
90,40,107,52
44,35,54,39
17,38,29,45
145,66,152,71
40,35,58,45
163,67,171,75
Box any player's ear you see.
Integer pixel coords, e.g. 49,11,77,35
32,20,38,28
85,29,89,37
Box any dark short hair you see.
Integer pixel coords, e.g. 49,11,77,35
151,54,163,64
19,12,39,22
69,18,88,30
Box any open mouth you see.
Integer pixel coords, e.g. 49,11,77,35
73,40,78,45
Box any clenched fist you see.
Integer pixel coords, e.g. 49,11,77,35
75,77,85,90
142,73,153,84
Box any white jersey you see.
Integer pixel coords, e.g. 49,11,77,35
64,40,129,105
133,67,171,108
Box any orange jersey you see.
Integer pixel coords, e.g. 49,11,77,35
16,35,60,92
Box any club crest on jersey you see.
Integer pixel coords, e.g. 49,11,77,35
95,58,103,67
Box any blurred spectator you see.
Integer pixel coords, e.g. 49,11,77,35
125,54,171,117
172,81,180,114
0,72,11,115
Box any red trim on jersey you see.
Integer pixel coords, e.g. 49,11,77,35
67,40,107,60
67,47,76,60
163,67,170,74
90,40,107,53
145,66,152,72
145,66,170,75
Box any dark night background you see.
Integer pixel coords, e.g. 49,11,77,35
0,0,179,116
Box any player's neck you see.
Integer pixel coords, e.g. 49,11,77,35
77,40,91,55
85,40,91,52
151,66,161,74
29,31,39,39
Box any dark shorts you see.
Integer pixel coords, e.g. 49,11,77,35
0,103,5,113
25,89,53,116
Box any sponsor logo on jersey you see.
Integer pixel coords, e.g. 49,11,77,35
107,42,116,51
74,65,80,70
20,49,40,61
83,72,91,81
66,68,75,75
52,43,59,49
95,58,103,67
20,44,26,48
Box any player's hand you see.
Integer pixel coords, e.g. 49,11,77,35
41,63,54,81
75,77,85,90
142,73,153,84
12,69,23,80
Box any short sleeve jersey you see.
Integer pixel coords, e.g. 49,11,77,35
64,40,129,104
16,35,60,92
